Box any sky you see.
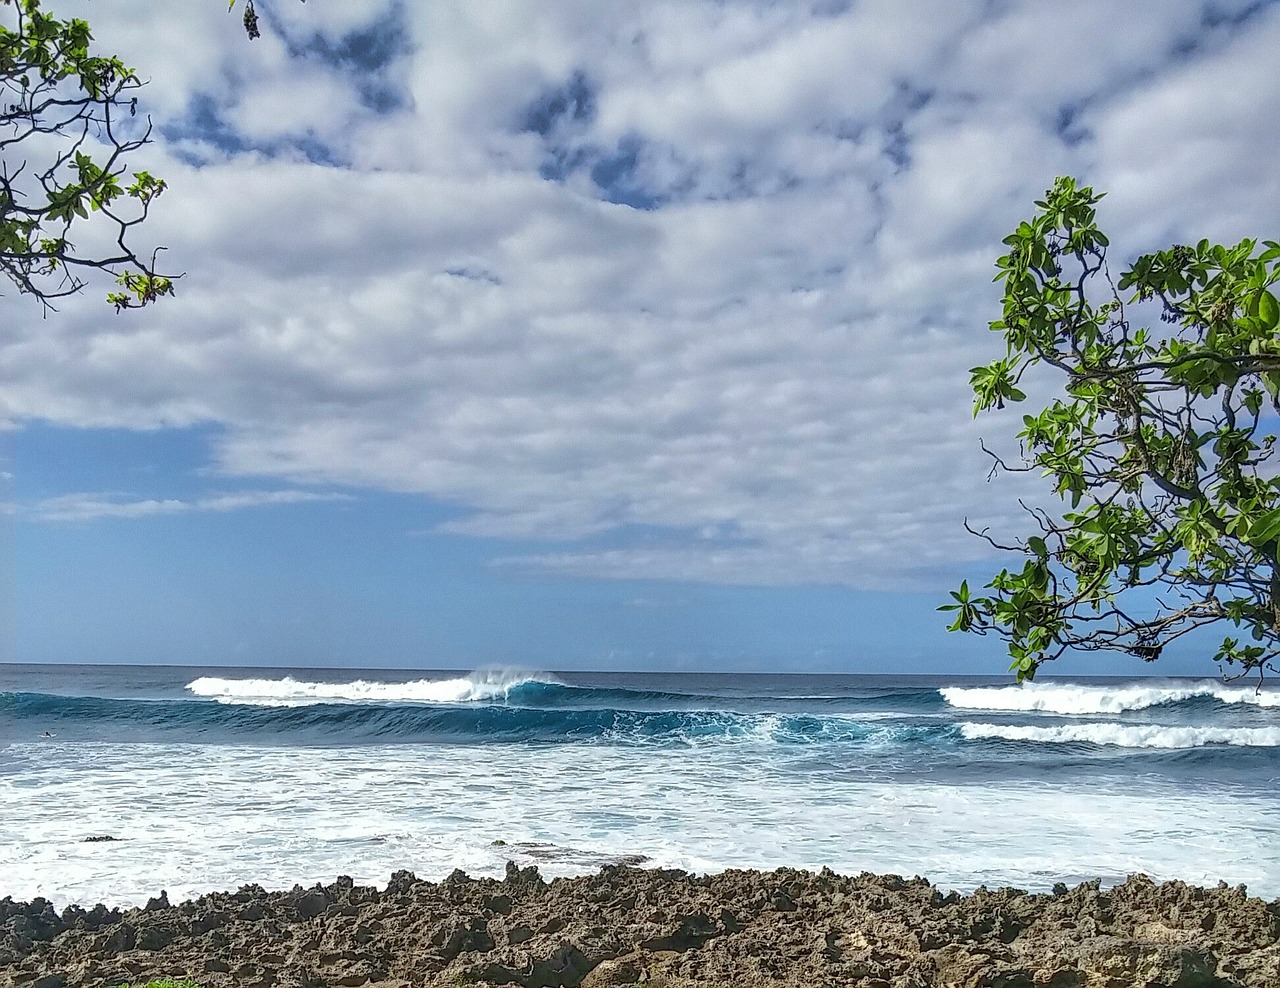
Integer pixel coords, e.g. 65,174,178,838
3,0,1280,675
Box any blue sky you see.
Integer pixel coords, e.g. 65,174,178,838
3,0,1280,675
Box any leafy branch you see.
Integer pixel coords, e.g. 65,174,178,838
1,0,176,311
944,177,1280,682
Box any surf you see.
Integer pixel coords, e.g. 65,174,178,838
185,669,559,706
182,672,945,714
960,721,1280,749
7,689,946,746
939,680,1280,715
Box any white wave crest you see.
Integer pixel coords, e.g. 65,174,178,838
961,721,1280,749
940,680,1280,715
186,669,555,706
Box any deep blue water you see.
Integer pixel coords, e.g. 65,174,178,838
5,663,1280,787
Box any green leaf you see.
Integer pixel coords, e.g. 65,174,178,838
1258,290,1279,331
1246,507,1280,547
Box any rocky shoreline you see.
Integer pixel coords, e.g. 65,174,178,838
3,865,1278,987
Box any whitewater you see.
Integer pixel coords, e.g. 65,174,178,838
4,664,1280,908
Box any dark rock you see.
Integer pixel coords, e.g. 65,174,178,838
504,861,544,887
430,915,494,961
3,869,1279,987
527,941,596,987
92,922,135,954
506,924,535,945
640,912,718,952
482,894,513,915
134,924,175,951
142,890,169,912
293,890,328,919
383,870,419,896
189,910,224,934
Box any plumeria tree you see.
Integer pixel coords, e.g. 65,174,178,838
1,0,177,311
942,177,1280,682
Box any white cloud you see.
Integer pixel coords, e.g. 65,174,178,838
2,1,1277,588
1090,8,1280,251
32,490,350,523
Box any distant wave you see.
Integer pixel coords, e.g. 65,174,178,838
11,685,1280,752
183,673,944,714
186,670,558,706
940,681,1280,715
960,721,1280,749
5,689,942,747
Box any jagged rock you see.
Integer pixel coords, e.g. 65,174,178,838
292,890,329,920
142,891,169,913
504,862,544,888
2,868,1278,987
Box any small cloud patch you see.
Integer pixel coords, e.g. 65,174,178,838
33,490,351,523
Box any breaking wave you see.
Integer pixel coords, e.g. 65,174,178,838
186,670,558,707
960,721,1280,749
182,674,945,713
940,681,1280,715
3,689,942,747
6,673,1279,754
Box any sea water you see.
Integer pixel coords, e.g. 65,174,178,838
3,664,1280,908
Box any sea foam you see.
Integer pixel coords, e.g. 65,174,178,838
940,680,1280,715
186,670,555,706
9,665,1280,910
8,738,1280,909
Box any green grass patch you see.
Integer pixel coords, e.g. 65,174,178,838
118,981,205,988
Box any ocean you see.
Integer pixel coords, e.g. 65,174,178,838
3,664,1280,908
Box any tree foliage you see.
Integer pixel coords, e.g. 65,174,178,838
942,177,1280,682
1,0,175,311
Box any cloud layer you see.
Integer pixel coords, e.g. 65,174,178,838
3,0,1279,587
